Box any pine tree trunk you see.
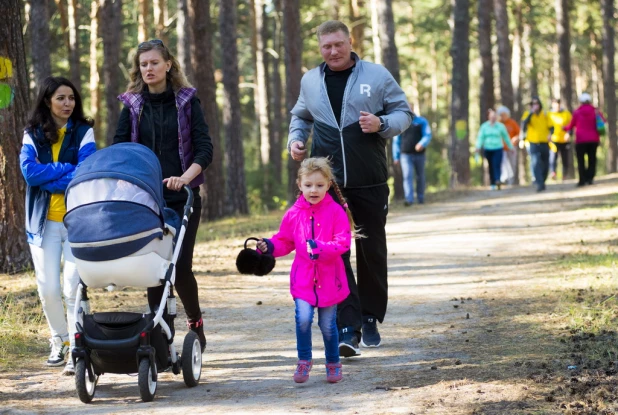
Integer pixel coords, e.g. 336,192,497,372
270,0,284,185
30,0,52,86
89,0,101,140
450,0,471,187
154,0,167,45
282,0,302,204
478,0,494,121
67,0,82,91
253,0,272,198
54,0,70,52
602,0,617,173
523,0,538,98
220,0,248,215
0,0,32,272
349,0,365,57
375,0,402,199
100,0,122,146
176,0,193,81
138,0,150,43
494,0,517,183
555,0,574,178
512,0,523,119
190,0,225,220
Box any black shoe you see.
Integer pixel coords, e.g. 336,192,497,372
188,318,206,353
576,182,586,187
360,316,382,348
338,327,361,357
403,201,413,207
588,179,594,185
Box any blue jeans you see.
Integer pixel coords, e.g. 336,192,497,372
400,153,426,203
295,298,339,364
483,149,503,185
529,143,550,190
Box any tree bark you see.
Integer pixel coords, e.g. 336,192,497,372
220,0,248,215
270,0,284,185
449,0,471,187
523,0,537,98
349,0,365,57
154,0,168,45
282,0,302,204
555,0,574,179
67,0,82,91
512,0,523,119
54,0,70,53
478,0,494,122
253,0,272,197
138,0,150,43
494,0,513,112
375,0,402,199
0,0,32,272
100,0,122,146
89,0,101,139
190,0,225,220
30,0,52,87
176,0,193,81
602,0,617,173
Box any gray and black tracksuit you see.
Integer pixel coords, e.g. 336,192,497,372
288,53,412,339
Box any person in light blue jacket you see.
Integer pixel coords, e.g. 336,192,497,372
393,106,431,205
476,108,513,190
19,76,96,375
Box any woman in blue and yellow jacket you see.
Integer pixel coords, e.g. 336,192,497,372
19,76,96,375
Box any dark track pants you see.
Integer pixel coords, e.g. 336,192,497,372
147,193,203,322
576,142,599,185
333,184,389,340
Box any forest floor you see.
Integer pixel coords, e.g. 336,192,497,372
3,175,618,414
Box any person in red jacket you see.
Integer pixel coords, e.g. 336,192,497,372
564,93,606,186
257,157,358,384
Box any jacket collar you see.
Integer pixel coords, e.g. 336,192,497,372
294,192,335,211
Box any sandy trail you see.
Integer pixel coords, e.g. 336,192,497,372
3,176,618,414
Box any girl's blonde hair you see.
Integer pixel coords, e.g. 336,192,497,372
126,40,192,93
297,157,363,238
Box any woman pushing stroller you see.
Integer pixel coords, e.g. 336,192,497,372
113,39,213,351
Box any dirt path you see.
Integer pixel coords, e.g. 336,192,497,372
3,177,618,415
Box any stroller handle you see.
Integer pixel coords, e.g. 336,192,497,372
183,185,194,208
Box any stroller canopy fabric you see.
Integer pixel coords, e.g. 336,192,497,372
64,143,176,262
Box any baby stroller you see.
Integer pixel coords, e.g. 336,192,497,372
63,143,202,403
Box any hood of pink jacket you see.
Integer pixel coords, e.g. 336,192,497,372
267,193,351,307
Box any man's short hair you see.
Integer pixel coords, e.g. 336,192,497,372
317,20,350,41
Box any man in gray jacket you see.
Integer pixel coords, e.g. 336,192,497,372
288,20,412,357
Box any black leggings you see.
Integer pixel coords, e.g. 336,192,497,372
147,192,202,322
576,142,599,185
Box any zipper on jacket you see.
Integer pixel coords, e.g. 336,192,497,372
322,68,357,188
310,214,319,306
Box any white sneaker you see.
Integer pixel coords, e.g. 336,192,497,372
62,355,75,376
47,336,69,367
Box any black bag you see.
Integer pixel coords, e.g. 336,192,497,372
236,237,276,276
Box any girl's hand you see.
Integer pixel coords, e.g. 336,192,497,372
256,239,268,253
163,176,190,191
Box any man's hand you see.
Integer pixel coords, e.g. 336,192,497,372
290,141,307,161
415,143,424,152
359,111,381,133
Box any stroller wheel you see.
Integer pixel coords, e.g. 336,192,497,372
75,358,97,403
138,358,157,402
182,331,202,387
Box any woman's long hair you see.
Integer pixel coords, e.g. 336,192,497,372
126,40,192,93
25,76,93,145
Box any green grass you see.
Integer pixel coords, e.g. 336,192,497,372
196,211,285,242
558,252,618,269
0,289,47,371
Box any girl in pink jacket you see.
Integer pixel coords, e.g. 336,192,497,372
257,158,355,384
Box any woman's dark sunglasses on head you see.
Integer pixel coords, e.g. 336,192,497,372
138,39,164,48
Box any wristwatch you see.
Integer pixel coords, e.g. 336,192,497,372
378,116,387,132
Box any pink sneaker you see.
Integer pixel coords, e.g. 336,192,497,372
293,360,312,383
326,362,342,383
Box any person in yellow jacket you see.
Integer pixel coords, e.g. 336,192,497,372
548,98,572,180
521,96,551,192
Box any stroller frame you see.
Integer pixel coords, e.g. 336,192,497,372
71,186,201,403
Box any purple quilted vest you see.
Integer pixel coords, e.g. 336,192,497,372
118,87,204,188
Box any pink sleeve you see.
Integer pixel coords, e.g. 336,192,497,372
268,211,296,258
312,207,352,261
564,111,577,131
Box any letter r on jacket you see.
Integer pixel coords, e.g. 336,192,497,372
360,84,371,97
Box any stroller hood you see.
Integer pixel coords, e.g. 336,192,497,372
66,142,166,215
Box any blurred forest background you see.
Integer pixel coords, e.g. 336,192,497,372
1,0,617,272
